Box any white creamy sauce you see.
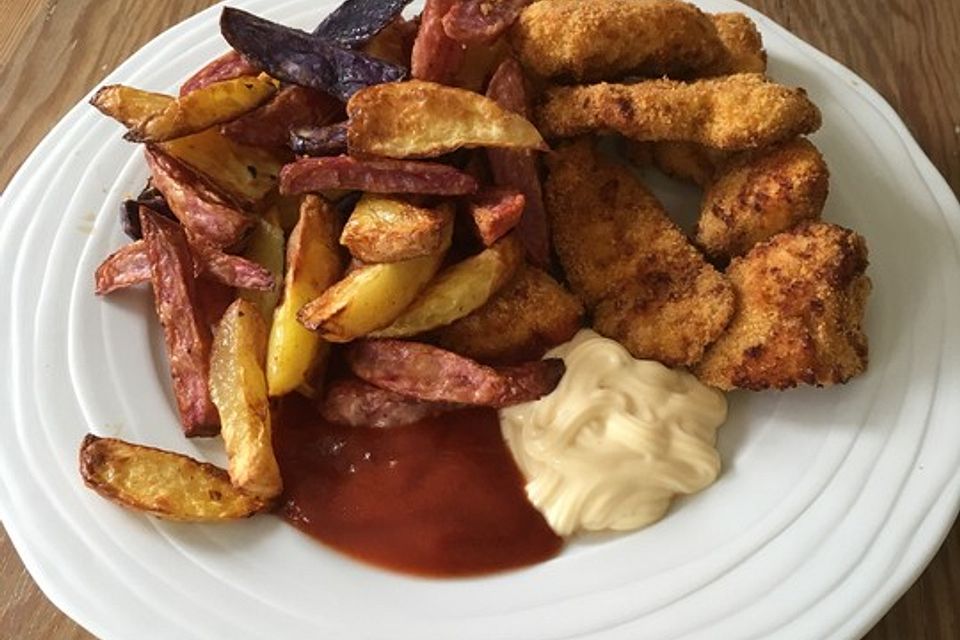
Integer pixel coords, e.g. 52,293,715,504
500,330,727,536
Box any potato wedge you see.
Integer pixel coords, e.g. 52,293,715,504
210,299,282,500
240,216,285,320
267,196,343,396
159,128,284,208
79,434,267,521
91,75,277,143
371,233,523,338
347,80,547,158
298,212,453,342
340,194,453,263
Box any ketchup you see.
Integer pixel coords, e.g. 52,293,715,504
275,394,563,576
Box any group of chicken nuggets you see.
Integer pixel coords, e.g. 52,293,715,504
450,0,871,391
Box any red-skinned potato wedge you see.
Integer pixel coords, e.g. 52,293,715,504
159,128,284,209
280,156,478,196
340,194,454,263
195,278,237,328
442,0,532,44
468,187,525,246
486,57,550,267
145,147,254,249
94,239,274,295
210,299,282,501
298,215,453,342
221,85,344,150
266,196,343,397
91,75,277,143
79,434,268,520
347,80,547,159
411,0,464,83
371,234,523,338
180,50,260,96
322,377,460,428
453,37,511,92
140,208,220,436
346,339,565,407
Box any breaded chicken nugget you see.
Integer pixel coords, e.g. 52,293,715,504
651,141,729,186
705,13,767,75
537,74,822,151
694,222,870,390
510,0,726,82
697,138,829,261
434,266,584,364
546,139,734,367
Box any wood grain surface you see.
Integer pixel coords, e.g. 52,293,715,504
1,1,958,638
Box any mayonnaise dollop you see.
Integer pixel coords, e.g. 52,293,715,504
500,330,727,536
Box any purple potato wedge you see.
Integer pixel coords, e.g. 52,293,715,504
313,0,415,48
220,7,407,103
289,122,349,156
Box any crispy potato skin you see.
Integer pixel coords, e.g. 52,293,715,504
511,0,725,82
434,265,584,364
694,222,870,390
266,196,343,396
340,195,453,263
347,80,546,159
537,74,822,151
371,233,524,338
546,139,734,367
210,299,282,501
697,138,830,261
298,214,453,342
79,434,267,521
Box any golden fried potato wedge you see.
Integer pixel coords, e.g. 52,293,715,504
340,194,453,263
210,299,282,500
347,80,546,158
79,434,267,521
240,216,285,320
267,196,343,396
92,75,277,143
298,212,453,342
159,128,284,208
371,234,523,338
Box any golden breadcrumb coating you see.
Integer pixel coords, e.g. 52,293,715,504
694,221,870,390
433,266,584,364
705,12,767,75
510,0,726,82
545,139,734,367
537,74,822,151
651,141,729,186
696,137,830,261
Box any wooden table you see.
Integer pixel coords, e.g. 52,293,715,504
1,1,958,638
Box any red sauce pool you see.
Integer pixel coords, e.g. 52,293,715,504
274,394,563,577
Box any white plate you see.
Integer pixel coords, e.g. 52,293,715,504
2,1,959,638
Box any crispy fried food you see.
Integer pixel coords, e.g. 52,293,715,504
322,377,459,428
79,434,267,520
210,299,282,501
486,57,551,267
145,147,254,249
340,194,454,263
221,85,343,150
279,156,479,196
370,234,523,337
650,141,729,186
546,139,734,367
290,122,349,157
694,222,870,390
362,16,418,67
91,76,277,143
443,0,532,45
158,128,284,209
240,216,285,320
510,0,725,82
140,209,220,436
313,0,413,48
180,51,260,96
434,265,583,364
411,0,464,83
267,196,343,396
346,340,565,407
298,215,453,342
467,187,525,246
537,74,822,151
346,80,546,159
697,138,829,261
705,13,767,75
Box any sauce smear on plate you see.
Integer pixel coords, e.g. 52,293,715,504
275,395,562,576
